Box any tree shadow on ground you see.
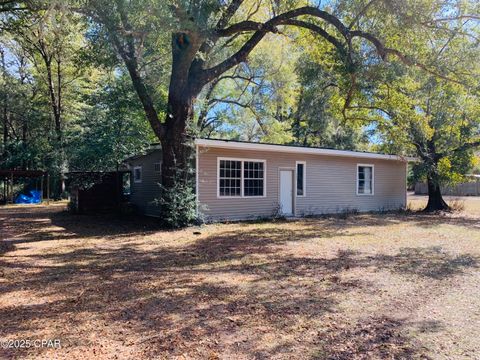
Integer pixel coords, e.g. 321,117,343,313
370,246,478,279
313,316,443,359
2,204,478,249
0,242,15,255
2,245,477,358
1,205,479,358
301,210,480,231
0,204,166,246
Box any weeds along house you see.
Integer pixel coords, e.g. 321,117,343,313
125,139,412,221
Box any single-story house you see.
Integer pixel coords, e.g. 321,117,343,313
125,139,412,221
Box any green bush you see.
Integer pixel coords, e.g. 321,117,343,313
157,179,198,228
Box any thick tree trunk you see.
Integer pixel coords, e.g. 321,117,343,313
159,33,202,191
160,129,190,188
160,88,194,190
424,173,450,212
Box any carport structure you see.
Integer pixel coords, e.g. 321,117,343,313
0,170,49,204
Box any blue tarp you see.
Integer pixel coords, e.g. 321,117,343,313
15,190,42,204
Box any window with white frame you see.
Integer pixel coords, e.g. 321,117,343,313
219,159,241,196
154,162,161,173
357,164,374,195
218,158,265,197
244,161,264,196
296,161,306,196
133,166,142,183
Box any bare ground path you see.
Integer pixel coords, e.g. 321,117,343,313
0,199,479,359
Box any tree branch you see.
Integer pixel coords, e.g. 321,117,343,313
447,139,480,157
216,0,245,30
200,30,266,84
217,74,262,86
347,104,394,117
422,15,480,24
216,20,265,37
350,30,467,85
348,0,380,29
202,6,351,84
95,4,165,139
217,6,349,38
281,19,344,50
209,98,252,108
198,0,244,56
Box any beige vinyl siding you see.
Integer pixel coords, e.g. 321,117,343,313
128,150,162,216
197,146,406,221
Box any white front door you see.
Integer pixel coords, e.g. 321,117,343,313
280,170,293,215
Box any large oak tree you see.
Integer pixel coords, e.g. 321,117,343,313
338,7,480,211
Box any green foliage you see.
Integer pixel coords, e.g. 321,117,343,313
197,32,301,143
157,176,199,229
78,0,172,102
68,74,156,171
472,154,480,174
376,75,480,187
197,27,368,149
1,4,158,179
1,5,96,185
290,55,369,149
338,3,480,189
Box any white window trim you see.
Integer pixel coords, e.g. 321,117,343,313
217,157,267,199
133,166,142,183
356,163,374,196
154,161,162,173
217,158,242,198
295,161,306,197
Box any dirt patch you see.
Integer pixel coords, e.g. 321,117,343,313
0,200,479,359
314,316,426,360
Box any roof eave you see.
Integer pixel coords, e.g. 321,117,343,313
195,139,417,162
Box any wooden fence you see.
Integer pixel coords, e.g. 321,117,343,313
415,180,480,196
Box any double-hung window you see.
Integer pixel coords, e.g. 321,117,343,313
218,158,265,197
243,161,264,196
219,160,242,196
357,164,374,195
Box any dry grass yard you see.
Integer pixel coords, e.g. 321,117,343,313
1,197,479,359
